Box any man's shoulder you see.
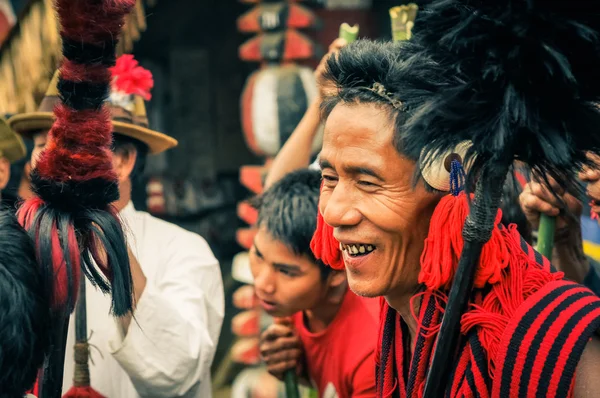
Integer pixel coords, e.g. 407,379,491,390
498,279,600,346
491,280,600,395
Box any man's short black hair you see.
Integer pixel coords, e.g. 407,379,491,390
320,40,413,157
250,169,332,279
0,209,49,397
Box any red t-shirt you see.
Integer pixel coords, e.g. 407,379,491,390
293,289,379,397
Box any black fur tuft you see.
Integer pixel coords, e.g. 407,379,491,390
57,79,110,111
31,169,120,211
62,37,116,66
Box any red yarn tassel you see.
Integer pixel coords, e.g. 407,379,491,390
420,192,568,378
419,192,510,290
310,201,345,270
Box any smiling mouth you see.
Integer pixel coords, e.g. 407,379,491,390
339,243,376,257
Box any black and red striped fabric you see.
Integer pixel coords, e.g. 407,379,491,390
376,228,600,398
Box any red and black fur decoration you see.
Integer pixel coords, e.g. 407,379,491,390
18,0,135,316
17,0,136,396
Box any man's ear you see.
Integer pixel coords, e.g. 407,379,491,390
112,147,137,183
0,157,10,191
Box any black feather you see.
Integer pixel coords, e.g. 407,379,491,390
31,170,120,211
400,0,600,195
398,2,600,395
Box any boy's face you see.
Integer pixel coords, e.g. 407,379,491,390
250,225,329,317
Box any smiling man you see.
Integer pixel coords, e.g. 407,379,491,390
314,39,600,397
251,169,378,397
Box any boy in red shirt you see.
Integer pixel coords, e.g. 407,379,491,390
251,169,378,397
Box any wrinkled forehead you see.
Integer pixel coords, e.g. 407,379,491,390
323,102,395,144
320,102,405,164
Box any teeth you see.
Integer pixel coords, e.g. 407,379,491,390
340,243,376,255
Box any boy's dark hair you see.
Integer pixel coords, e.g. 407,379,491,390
0,209,49,398
250,169,332,279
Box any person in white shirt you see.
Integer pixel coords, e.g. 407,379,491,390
8,59,224,398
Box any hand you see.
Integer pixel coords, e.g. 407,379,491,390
315,38,348,97
519,178,582,232
579,153,600,215
520,178,590,282
259,320,303,381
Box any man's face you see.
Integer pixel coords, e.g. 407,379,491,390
249,226,328,317
580,153,600,216
31,130,49,170
319,103,440,299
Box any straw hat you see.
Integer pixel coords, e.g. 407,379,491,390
0,116,26,163
8,57,177,155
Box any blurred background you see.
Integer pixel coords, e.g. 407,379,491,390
0,0,411,396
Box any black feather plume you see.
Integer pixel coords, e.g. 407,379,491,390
395,2,600,396
400,0,600,194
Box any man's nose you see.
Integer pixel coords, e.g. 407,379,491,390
321,184,362,228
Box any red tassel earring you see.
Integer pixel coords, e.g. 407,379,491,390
310,184,345,270
419,159,510,290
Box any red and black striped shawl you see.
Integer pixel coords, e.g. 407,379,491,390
376,227,600,398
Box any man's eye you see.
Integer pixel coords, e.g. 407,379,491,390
358,180,377,187
322,175,337,181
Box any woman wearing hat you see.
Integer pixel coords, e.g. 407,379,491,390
9,56,224,398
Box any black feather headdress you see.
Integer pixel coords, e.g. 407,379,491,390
402,0,600,193
393,1,600,395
